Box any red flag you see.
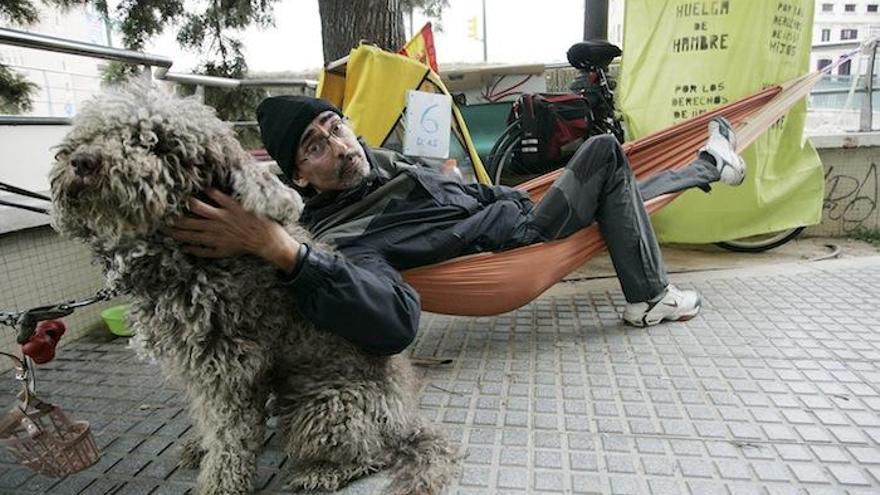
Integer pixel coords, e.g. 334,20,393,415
399,22,439,73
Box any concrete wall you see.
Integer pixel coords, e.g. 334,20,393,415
0,124,69,193
808,131,880,236
0,125,70,235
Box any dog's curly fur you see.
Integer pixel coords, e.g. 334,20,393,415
49,84,458,494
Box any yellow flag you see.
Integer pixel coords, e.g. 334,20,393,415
399,22,439,73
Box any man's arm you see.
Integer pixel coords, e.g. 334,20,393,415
167,188,301,269
280,245,420,355
169,189,420,355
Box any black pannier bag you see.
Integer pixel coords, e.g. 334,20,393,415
509,93,591,170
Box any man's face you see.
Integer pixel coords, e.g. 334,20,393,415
291,110,369,192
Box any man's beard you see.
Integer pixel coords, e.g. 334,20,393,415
336,152,369,189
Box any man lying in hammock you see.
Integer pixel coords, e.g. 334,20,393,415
169,95,746,355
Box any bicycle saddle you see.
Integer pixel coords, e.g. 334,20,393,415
566,40,622,69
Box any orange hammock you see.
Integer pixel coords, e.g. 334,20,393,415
402,71,824,316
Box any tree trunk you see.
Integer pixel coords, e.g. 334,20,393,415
318,0,406,63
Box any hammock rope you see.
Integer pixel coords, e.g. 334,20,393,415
402,71,824,316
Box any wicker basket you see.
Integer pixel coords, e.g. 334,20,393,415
0,351,99,477
0,397,99,477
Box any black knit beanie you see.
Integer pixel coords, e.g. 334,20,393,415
256,95,343,180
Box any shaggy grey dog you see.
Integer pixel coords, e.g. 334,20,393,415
49,84,458,494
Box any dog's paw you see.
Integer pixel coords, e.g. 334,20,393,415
177,435,206,469
285,463,379,493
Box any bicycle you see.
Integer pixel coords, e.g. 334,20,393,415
484,40,803,252
485,40,624,186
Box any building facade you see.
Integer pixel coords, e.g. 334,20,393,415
0,4,111,117
811,0,880,75
607,0,625,46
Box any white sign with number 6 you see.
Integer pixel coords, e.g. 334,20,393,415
403,90,452,159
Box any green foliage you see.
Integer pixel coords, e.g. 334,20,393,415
100,60,146,85
0,0,40,113
2,0,445,119
0,0,96,113
174,0,277,70
0,0,40,25
0,64,38,114
176,59,267,149
97,0,280,131
403,0,448,31
405,0,448,20
1,0,280,117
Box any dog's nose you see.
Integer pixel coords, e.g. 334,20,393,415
71,156,98,177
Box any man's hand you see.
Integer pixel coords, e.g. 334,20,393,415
167,188,302,273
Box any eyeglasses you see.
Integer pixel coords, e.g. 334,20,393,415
299,117,355,164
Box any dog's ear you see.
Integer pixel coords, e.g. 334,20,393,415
147,92,240,192
208,167,234,197
231,161,304,224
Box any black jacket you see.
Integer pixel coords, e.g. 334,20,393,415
281,145,535,355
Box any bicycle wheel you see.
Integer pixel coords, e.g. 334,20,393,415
491,130,550,186
490,126,572,186
714,226,805,253
488,124,538,186
493,133,523,186
485,121,521,183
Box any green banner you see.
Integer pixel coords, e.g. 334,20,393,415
617,0,825,243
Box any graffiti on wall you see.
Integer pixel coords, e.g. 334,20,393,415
823,161,878,230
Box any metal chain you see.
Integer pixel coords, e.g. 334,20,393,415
56,286,121,312
0,311,17,329
0,286,122,329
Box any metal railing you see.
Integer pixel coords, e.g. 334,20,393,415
862,39,877,131
0,27,318,125
1,26,878,130
806,41,878,131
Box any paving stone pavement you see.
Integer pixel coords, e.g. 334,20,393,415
0,257,879,494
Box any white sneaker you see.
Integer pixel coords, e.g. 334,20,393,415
699,116,746,186
623,284,702,327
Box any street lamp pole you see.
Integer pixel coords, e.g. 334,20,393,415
583,0,609,41
482,0,488,62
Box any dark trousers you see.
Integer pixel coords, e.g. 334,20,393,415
525,134,720,303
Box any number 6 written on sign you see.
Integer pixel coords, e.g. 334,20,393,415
420,103,440,133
